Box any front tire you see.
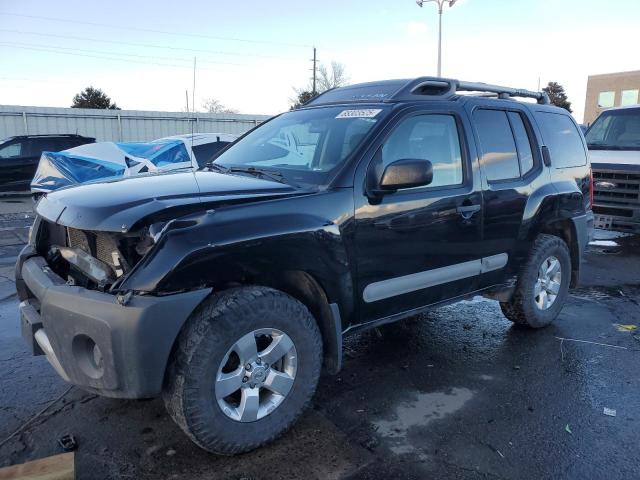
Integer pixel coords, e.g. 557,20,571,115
500,234,571,328
163,286,322,454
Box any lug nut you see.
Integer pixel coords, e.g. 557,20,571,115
256,358,262,365
242,376,248,383
245,364,252,371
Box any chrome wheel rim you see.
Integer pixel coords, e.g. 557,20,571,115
534,255,562,310
215,328,297,422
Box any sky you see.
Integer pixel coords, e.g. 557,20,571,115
0,0,639,122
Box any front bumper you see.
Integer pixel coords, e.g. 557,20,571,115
16,247,211,398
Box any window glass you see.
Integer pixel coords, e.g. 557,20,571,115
507,112,534,175
621,89,639,107
215,106,387,186
381,114,463,188
538,112,587,167
585,108,640,150
598,91,615,108
474,109,520,181
0,142,22,159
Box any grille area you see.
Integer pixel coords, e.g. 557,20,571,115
593,170,640,206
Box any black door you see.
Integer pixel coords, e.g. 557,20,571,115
465,104,544,289
353,109,485,323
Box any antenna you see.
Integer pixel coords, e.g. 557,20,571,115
191,56,196,157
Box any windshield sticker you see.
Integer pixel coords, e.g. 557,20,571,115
336,109,382,119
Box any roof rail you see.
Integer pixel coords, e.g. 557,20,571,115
455,80,550,104
303,77,550,107
396,77,550,104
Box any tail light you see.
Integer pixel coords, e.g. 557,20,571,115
589,167,594,209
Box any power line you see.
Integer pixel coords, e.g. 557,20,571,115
0,12,313,48
0,41,248,67
0,43,250,70
0,28,303,61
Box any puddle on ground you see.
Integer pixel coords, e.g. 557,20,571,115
372,387,474,458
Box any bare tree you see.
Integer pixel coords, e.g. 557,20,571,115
290,61,349,109
202,98,238,114
317,61,349,92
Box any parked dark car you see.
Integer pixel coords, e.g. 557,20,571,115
16,77,593,454
0,134,95,192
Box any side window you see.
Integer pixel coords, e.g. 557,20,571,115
0,141,22,159
537,112,587,168
474,109,520,181
381,114,463,189
507,112,535,175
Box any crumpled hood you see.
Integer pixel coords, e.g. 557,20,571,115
589,149,640,168
37,170,301,232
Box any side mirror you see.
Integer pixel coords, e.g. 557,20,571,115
378,158,433,192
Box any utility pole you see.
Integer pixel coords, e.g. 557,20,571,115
416,0,458,77
192,57,196,113
312,47,317,94
185,89,189,113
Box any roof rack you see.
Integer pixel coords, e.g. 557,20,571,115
394,77,550,104
305,77,550,106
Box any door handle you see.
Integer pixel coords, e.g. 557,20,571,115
456,204,481,219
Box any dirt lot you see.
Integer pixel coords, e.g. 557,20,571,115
1,195,639,479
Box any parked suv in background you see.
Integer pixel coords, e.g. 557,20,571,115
16,78,593,454
585,105,640,233
0,134,95,192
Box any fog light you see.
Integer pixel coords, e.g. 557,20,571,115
72,334,105,379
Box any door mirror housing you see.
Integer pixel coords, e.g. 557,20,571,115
378,158,433,192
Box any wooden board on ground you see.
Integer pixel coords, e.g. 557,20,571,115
0,453,74,480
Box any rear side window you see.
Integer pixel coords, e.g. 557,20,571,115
537,112,586,168
474,110,520,181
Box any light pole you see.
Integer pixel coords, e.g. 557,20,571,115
416,0,457,77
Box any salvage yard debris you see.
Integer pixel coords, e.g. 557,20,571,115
0,452,74,480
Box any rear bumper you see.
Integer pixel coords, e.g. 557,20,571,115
16,247,211,398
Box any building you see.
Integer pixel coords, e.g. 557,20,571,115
0,105,271,142
584,70,640,125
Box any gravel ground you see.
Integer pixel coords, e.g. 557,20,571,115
1,195,638,479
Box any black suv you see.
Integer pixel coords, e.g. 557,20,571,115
0,134,95,192
16,78,593,454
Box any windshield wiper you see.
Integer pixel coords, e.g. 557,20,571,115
204,162,230,173
227,166,287,184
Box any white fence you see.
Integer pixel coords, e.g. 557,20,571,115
0,105,272,142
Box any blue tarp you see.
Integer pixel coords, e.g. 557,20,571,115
31,139,191,193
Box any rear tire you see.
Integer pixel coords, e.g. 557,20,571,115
163,286,322,454
500,234,571,328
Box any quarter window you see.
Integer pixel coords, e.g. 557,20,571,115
537,112,587,168
474,109,520,181
381,114,463,189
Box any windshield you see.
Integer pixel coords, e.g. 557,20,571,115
585,108,640,150
213,106,388,185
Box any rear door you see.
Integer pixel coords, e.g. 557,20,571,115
466,104,544,289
